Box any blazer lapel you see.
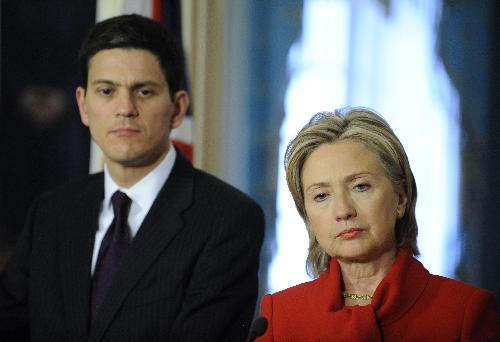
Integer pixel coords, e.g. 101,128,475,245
88,153,194,342
59,175,104,339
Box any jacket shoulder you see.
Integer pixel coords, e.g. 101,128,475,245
428,274,495,299
269,277,323,309
191,167,263,212
32,173,103,213
38,173,102,198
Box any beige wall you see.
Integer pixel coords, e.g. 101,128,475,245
182,0,225,175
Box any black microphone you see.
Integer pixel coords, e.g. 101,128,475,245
245,316,268,342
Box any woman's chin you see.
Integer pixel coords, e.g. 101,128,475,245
330,242,381,263
333,243,396,264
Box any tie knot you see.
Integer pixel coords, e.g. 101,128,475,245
111,191,131,217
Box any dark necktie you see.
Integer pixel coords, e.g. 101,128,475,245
90,190,132,322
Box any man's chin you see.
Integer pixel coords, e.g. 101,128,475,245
108,151,167,169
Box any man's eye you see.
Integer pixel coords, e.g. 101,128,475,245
354,183,370,192
313,193,328,202
138,89,154,97
98,88,113,96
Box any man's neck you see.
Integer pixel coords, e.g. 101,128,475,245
106,151,169,189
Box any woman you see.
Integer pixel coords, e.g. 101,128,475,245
257,107,500,341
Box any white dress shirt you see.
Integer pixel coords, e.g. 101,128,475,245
91,147,177,274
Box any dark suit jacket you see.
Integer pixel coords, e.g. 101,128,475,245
0,152,265,341
257,248,500,341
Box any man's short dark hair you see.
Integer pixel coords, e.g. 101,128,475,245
78,14,185,96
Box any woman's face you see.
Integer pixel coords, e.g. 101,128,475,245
301,140,407,263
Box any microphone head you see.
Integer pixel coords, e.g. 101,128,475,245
248,316,268,341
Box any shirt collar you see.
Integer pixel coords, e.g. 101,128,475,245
103,146,177,212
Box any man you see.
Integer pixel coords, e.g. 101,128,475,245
0,14,264,341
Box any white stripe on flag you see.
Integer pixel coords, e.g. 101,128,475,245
96,0,124,21
170,116,192,143
123,0,152,17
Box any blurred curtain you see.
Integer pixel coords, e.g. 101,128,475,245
0,0,95,263
182,1,303,300
439,0,500,304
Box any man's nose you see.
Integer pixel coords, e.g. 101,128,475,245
115,92,138,117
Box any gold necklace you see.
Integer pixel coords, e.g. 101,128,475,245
342,292,373,301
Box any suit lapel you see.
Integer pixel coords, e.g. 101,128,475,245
88,153,194,341
59,175,104,339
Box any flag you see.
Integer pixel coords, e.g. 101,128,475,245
90,0,193,173
151,0,193,162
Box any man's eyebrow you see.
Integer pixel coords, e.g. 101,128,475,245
90,79,116,86
90,79,163,88
131,81,163,89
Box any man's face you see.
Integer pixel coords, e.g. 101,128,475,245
76,48,187,171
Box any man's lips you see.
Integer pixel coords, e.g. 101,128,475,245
336,228,364,239
109,127,140,136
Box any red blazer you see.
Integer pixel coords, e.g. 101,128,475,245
258,249,500,341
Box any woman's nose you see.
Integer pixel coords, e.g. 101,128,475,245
334,192,356,222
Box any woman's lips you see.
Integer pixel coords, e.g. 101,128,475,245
336,228,364,239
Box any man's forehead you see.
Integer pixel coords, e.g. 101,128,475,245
87,48,167,83
88,48,160,64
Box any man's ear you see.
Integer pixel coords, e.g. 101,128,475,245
76,86,90,127
170,90,189,129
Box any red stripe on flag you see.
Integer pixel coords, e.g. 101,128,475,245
152,0,163,22
172,140,193,161
151,0,194,162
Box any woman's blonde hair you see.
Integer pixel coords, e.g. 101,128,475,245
285,107,418,277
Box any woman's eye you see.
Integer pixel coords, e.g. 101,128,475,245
354,183,370,192
313,192,328,202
